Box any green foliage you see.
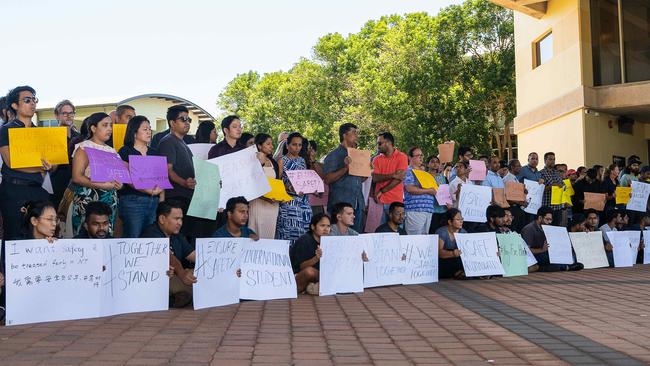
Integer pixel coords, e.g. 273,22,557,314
217,0,514,158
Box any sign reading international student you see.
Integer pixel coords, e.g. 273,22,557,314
239,239,297,300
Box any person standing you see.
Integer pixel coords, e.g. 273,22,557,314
49,100,81,209
248,133,281,239
208,115,243,159
448,146,473,182
403,147,435,235
194,121,217,144
372,132,408,224
539,152,565,226
518,152,542,183
276,133,313,242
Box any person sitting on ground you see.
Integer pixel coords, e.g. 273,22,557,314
599,209,622,267
436,208,467,279
292,213,331,295
616,209,630,231
375,202,407,235
329,202,359,236
567,213,587,233
472,205,507,233
584,209,600,232
21,200,58,243
521,206,583,272
501,207,514,233
212,196,259,239
141,200,196,308
74,201,113,239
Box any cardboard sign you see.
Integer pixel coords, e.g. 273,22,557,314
128,155,173,190
492,188,510,208
412,169,439,190
496,233,528,277
524,179,544,215
112,123,127,153
627,181,650,212
505,181,526,202
286,169,325,194
362,233,405,288
584,192,606,211
435,184,453,207
468,160,487,181
569,232,609,269
437,142,455,164
263,178,293,202
9,127,69,168
187,157,221,219
319,235,366,296
615,186,632,205
188,143,215,160
193,238,244,309
85,147,132,184
458,184,492,223
239,239,297,300
347,148,372,177
541,225,574,265
455,232,504,277
401,235,439,285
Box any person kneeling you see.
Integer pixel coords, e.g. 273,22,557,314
375,202,407,235
292,213,331,295
212,196,259,239
74,201,113,239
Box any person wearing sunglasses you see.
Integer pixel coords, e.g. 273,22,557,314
0,86,54,240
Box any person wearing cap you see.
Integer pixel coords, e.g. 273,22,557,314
619,156,641,187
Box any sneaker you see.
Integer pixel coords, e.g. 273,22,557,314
306,282,320,296
171,291,192,308
568,262,584,271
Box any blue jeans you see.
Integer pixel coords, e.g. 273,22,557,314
119,194,159,238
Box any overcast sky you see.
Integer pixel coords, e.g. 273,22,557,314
1,0,464,116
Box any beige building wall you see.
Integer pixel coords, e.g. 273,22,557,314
584,113,648,166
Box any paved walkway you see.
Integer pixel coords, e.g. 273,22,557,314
2,266,650,365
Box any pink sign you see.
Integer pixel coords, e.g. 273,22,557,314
365,199,384,233
469,159,487,181
128,155,173,190
435,184,452,206
85,147,132,184
286,169,324,194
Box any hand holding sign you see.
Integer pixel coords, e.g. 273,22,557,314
347,148,372,177
286,170,324,194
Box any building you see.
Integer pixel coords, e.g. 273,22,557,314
490,0,650,168
36,93,215,136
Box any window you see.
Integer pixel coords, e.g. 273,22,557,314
534,31,553,68
591,0,621,86
622,0,650,83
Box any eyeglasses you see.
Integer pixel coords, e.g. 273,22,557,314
22,97,39,104
59,112,75,117
40,216,60,224
176,116,192,123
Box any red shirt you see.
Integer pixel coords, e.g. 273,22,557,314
372,150,408,204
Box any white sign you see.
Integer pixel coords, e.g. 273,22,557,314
319,235,366,296
239,239,296,300
208,145,271,209
627,181,650,212
193,238,244,309
541,225,574,265
286,169,325,194
401,235,439,285
457,184,492,223
101,238,170,317
525,244,537,266
5,239,103,326
524,179,544,215
362,233,405,288
644,230,650,265
607,231,640,267
187,143,215,160
455,232,504,277
569,232,609,269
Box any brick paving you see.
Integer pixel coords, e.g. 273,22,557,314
2,266,650,365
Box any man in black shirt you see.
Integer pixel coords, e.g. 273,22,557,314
208,115,243,159
74,202,112,239
375,202,407,235
141,200,196,308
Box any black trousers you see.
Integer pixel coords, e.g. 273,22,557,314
0,180,49,240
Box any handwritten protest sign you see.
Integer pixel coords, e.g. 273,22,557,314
435,184,453,206
85,147,132,184
584,192,606,211
505,181,526,202
455,232,504,277
644,231,650,265
492,188,509,208
188,157,221,219
627,181,650,212
128,155,173,190
412,169,439,190
9,127,68,168
5,239,103,326
551,186,564,205
188,143,215,160
347,148,372,177
401,235,438,285
496,234,528,277
362,233,405,288
264,178,293,202
607,231,640,267
568,232,609,269
112,123,127,152
286,169,324,194
524,179,544,214
193,238,243,309
458,184,492,223
239,239,296,300
616,186,632,205
101,239,169,316
541,225,574,264
320,235,367,295
437,142,455,163
468,160,486,181
208,145,271,209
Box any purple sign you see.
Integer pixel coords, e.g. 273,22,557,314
85,147,132,184
128,155,173,190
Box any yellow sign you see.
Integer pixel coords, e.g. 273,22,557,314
263,178,293,202
412,169,439,190
112,123,127,152
562,188,573,206
563,179,574,196
9,127,69,168
551,186,564,205
616,187,632,205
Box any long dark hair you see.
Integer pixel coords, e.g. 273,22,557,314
21,200,56,238
123,115,150,148
309,213,331,234
86,112,110,140
195,121,215,143
254,133,279,178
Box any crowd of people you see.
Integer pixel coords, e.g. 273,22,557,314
0,85,648,317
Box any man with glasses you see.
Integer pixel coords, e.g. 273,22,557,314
151,110,196,149
49,100,80,209
0,86,53,240
375,202,407,235
158,105,197,241
448,146,473,182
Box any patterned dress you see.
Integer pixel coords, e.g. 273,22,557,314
276,156,313,242
71,140,119,236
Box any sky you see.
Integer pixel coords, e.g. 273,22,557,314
1,0,464,117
